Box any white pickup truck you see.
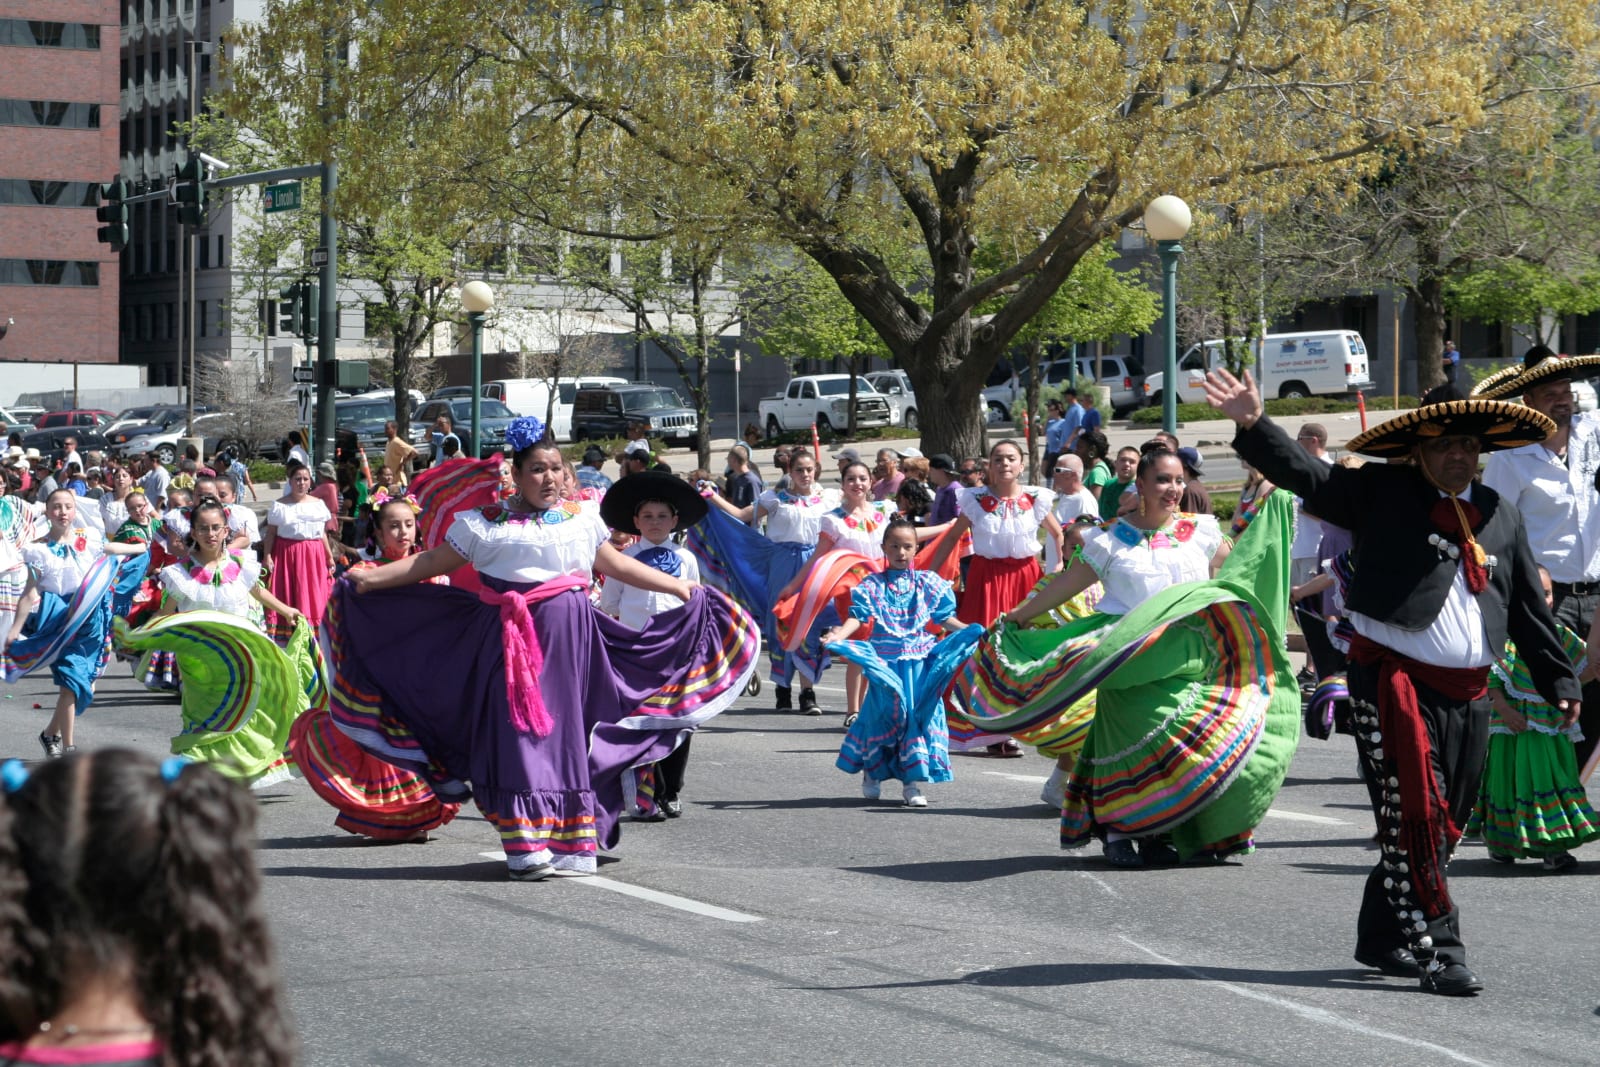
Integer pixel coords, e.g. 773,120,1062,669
759,375,893,438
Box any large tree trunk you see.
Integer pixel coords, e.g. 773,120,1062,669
902,325,986,461
1409,233,1448,395
1023,338,1044,484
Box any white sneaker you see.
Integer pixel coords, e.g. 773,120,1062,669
1040,766,1066,809
902,783,927,807
861,775,881,801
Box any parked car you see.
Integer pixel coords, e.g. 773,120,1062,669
427,385,477,401
413,397,518,459
354,388,428,414
758,375,893,438
114,413,238,466
6,406,45,425
983,355,1146,419
105,406,199,452
33,409,115,430
0,406,29,434
570,384,700,449
19,427,110,464
862,369,990,430
336,395,428,457
484,376,630,442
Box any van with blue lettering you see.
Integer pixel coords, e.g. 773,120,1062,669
1142,330,1373,407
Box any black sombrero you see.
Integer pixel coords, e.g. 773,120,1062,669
1472,345,1600,400
1343,399,1555,458
599,472,709,535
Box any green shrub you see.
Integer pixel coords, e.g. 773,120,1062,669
1210,492,1238,523
248,461,286,484
1127,394,1419,425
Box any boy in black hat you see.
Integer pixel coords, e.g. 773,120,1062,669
599,473,709,819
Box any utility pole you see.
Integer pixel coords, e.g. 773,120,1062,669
314,33,341,466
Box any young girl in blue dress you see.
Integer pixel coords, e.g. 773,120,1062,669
823,519,978,807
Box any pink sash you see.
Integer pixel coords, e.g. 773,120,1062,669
478,575,589,736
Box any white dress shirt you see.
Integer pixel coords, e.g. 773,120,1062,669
599,537,700,630
1481,411,1600,584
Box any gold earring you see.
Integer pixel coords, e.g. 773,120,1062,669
1139,495,1147,517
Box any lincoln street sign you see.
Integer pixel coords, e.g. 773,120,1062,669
263,182,302,213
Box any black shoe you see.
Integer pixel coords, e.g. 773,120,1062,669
1103,839,1143,868
38,733,63,760
1353,947,1423,978
1420,962,1484,996
842,712,860,729
1137,837,1180,868
662,798,683,819
632,807,668,823
799,688,821,716
774,685,793,712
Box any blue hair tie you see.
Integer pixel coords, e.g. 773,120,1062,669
160,757,191,784
505,416,547,453
0,759,28,794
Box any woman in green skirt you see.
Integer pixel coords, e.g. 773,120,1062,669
952,448,1300,867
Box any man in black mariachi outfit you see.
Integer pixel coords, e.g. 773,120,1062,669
1204,368,1580,997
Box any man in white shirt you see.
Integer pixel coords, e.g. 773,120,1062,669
59,436,83,478
1479,345,1600,770
1045,454,1097,570
139,452,171,510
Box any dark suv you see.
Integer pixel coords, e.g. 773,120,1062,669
413,397,517,459
571,384,700,450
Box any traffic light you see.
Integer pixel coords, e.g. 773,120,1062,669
279,283,303,336
278,280,320,342
174,153,205,227
95,177,129,251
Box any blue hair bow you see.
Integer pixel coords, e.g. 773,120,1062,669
161,756,191,783
0,759,27,794
505,416,547,453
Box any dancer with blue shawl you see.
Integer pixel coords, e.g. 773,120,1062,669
3,490,147,757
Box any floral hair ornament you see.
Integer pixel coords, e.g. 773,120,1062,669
369,489,422,515
505,416,547,453
0,758,28,794
160,756,191,784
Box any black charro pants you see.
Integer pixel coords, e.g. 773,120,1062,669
1551,589,1600,771
1347,659,1489,968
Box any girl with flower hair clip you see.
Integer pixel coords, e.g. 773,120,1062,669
117,499,316,787
952,447,1301,869
3,490,148,759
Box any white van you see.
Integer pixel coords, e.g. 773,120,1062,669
1143,330,1372,406
483,376,629,442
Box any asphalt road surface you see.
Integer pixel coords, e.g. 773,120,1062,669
4,661,1596,1066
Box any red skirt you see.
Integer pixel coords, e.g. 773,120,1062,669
269,536,333,633
957,555,1042,626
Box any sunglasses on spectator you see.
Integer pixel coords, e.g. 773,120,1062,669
1054,466,1077,474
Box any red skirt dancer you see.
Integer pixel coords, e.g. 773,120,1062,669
957,555,1042,626
268,535,332,634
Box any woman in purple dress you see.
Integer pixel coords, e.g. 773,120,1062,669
327,418,759,880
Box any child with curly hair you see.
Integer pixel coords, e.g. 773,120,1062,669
0,749,294,1066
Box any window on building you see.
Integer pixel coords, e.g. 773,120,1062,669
168,47,178,80
0,100,101,129
134,53,144,82
363,301,385,339
215,234,224,268
197,236,208,270
0,259,100,286
166,237,175,272
260,299,278,337
0,180,97,206
0,20,101,49
151,48,161,79
167,303,177,340
198,300,207,337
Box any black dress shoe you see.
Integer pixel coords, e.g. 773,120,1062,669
1103,839,1143,868
1137,837,1180,868
662,798,683,818
799,688,821,716
774,685,793,712
1420,962,1484,996
1353,947,1423,978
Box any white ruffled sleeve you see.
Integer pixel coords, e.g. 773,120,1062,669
1189,514,1225,557
443,510,483,563
1076,526,1117,578
956,487,984,523
1030,487,1057,521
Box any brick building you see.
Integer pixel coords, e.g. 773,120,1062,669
0,1,121,366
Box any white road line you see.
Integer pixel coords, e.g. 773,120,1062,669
572,876,765,923
982,771,1050,784
1262,808,1350,826
1077,871,1122,900
476,852,762,923
1117,935,1493,1067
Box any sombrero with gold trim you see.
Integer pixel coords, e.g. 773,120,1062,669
1471,345,1600,401
1344,399,1555,458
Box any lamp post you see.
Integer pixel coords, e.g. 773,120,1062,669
461,281,495,458
1144,195,1192,434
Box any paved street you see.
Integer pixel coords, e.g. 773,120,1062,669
4,659,1596,1066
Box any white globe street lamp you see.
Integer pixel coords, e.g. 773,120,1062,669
1144,196,1192,433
